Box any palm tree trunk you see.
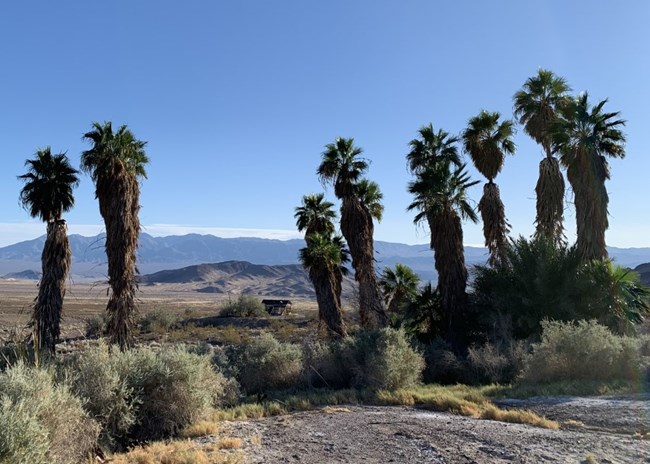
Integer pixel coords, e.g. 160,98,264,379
429,208,469,350
340,197,388,328
98,164,141,350
478,181,510,267
310,269,347,338
568,152,609,262
32,220,71,356
535,155,565,244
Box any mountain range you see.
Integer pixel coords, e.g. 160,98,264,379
1,233,650,284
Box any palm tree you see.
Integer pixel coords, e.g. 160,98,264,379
379,263,420,314
513,69,571,243
552,94,625,262
299,233,348,338
18,148,79,356
317,137,388,328
81,121,149,350
295,193,349,336
462,111,515,267
407,154,478,348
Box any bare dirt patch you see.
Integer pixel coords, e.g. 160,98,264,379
213,401,649,463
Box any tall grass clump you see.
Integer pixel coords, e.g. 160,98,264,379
219,333,302,394
64,343,228,448
0,363,99,464
519,320,648,384
139,308,180,333
219,295,267,318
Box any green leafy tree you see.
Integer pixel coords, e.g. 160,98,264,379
18,148,79,356
552,94,626,261
81,122,149,350
462,111,515,267
513,69,571,243
317,137,388,328
407,125,478,347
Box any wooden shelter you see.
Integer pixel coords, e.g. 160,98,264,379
261,299,292,316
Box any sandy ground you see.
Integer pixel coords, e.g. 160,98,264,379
211,398,650,463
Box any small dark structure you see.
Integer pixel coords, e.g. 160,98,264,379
262,299,292,316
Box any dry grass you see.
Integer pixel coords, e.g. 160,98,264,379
479,404,559,429
181,420,220,438
109,440,244,464
216,437,243,450
250,435,262,446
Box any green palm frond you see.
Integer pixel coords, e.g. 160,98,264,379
355,178,384,222
294,193,337,236
317,137,368,198
407,123,461,173
513,69,571,154
18,147,79,222
462,110,515,181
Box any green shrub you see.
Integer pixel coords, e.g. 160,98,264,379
84,313,108,338
219,295,267,318
302,340,355,389
139,308,180,333
64,343,229,448
0,363,99,464
519,320,648,385
422,339,468,385
467,341,527,384
224,333,303,393
347,328,424,390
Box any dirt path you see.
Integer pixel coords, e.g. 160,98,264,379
208,398,650,463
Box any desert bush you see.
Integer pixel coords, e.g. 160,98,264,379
64,343,229,448
302,340,355,389
139,308,180,333
519,320,648,385
84,313,108,338
219,295,267,318
467,340,527,384
0,342,36,372
347,328,424,390
0,363,99,464
422,339,468,385
223,333,302,393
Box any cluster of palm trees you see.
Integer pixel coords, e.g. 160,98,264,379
299,69,627,345
18,122,148,355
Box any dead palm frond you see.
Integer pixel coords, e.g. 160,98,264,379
478,183,510,267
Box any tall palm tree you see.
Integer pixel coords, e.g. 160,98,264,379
379,263,420,314
299,233,348,338
552,93,625,262
295,193,348,336
407,155,478,348
462,111,515,267
317,137,388,328
18,148,79,356
513,69,571,243
81,121,149,350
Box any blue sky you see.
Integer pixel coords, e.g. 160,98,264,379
1,1,648,248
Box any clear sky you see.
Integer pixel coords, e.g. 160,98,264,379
1,1,648,248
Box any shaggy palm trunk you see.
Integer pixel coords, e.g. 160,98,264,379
97,163,141,350
32,220,71,356
340,197,388,328
567,150,609,262
429,207,469,349
478,181,510,267
310,268,347,338
535,155,565,244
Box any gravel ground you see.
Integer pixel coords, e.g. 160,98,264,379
206,397,650,463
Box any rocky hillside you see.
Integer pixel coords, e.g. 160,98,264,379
139,260,357,298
